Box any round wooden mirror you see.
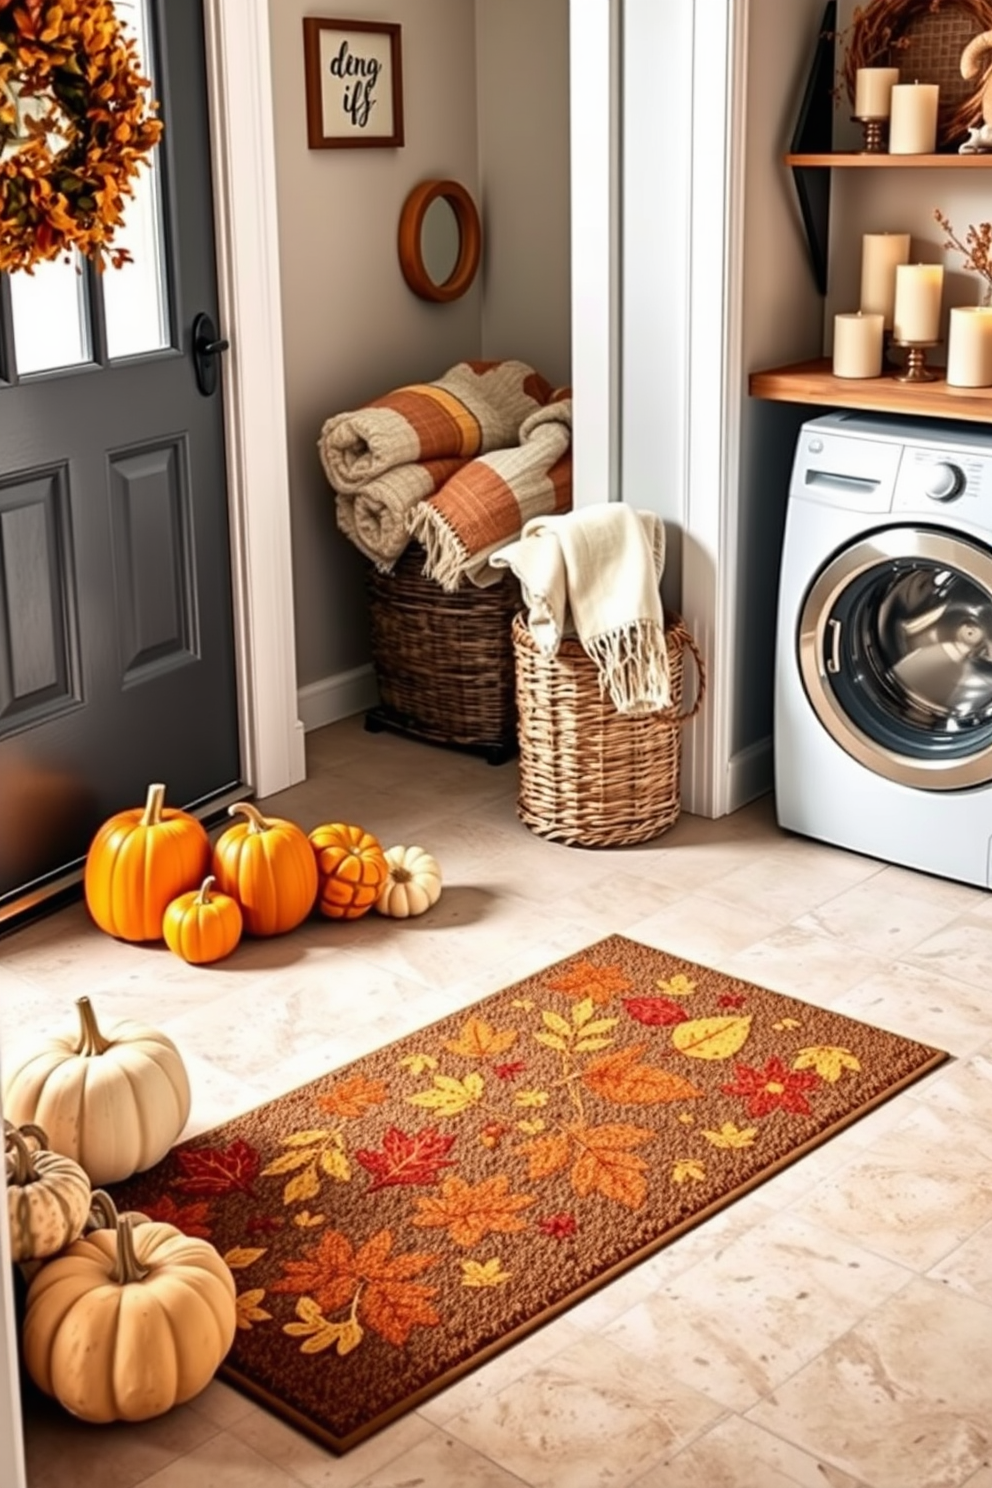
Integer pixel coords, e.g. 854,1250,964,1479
398,179,481,303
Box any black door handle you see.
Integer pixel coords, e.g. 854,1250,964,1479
192,311,230,396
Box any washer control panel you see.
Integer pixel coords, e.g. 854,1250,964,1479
893,443,992,514
794,414,992,523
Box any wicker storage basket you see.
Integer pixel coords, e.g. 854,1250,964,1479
512,612,706,846
365,544,519,764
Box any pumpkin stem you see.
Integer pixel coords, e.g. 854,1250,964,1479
228,801,271,834
141,782,167,827
86,1190,120,1232
195,875,217,906
391,864,413,884
4,1126,38,1187
110,1214,151,1286
75,996,111,1057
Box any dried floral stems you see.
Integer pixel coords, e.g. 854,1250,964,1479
935,208,992,300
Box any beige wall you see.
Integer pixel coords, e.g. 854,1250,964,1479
267,1,571,693
476,0,571,388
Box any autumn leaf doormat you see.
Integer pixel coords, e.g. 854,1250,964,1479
108,934,947,1453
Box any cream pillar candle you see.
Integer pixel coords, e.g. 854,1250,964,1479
833,312,884,378
888,82,939,153
860,232,911,328
947,307,992,386
892,263,944,341
855,67,900,117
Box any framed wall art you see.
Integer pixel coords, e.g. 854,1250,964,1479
303,17,404,149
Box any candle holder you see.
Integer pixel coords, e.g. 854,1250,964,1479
891,339,939,383
852,115,887,153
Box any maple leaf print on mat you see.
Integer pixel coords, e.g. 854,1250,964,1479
109,934,949,1455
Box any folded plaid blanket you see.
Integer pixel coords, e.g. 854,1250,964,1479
320,360,552,497
408,396,572,591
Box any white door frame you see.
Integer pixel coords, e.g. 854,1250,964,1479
570,0,747,818
203,0,306,800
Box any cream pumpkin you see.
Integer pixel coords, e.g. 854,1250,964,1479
374,844,443,918
22,1202,237,1423
1,996,191,1185
4,1121,91,1264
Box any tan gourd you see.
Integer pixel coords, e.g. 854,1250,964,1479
4,1121,91,1264
374,844,443,918
22,1196,237,1423
1,996,191,1185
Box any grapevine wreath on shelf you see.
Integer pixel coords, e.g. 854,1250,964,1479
837,0,992,149
0,0,162,274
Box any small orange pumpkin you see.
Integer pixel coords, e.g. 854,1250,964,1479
308,822,388,920
211,802,318,936
84,783,211,942
162,875,243,964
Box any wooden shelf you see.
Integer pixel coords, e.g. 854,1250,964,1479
784,153,992,168
749,359,992,423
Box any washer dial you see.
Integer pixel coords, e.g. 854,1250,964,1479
923,461,965,501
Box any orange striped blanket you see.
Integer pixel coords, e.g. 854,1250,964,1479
322,360,552,571
408,395,572,591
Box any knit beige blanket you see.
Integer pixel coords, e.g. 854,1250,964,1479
320,360,552,496
491,505,671,715
408,396,572,591
334,457,467,572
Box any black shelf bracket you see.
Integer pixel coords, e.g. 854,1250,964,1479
790,2,836,296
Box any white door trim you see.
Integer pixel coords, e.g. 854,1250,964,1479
203,0,305,800
569,0,621,508
679,0,749,818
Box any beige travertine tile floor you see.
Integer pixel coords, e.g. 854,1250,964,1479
3,714,992,1488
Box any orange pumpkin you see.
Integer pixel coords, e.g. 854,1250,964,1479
211,802,318,936
162,875,243,964
308,822,388,920
84,783,210,942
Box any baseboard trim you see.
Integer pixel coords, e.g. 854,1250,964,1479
727,735,773,815
297,665,379,734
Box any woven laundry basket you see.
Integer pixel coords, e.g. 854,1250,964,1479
512,612,705,846
365,543,519,764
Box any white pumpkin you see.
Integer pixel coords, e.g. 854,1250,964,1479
2,996,191,1185
374,844,442,918
5,1121,91,1264
22,1202,236,1423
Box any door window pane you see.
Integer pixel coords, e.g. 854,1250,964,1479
9,257,92,375
103,0,170,360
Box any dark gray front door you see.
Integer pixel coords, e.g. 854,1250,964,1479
0,0,244,921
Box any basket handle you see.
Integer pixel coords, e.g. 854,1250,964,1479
667,617,706,724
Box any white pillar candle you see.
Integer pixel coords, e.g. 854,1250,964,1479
833,311,884,378
946,306,992,387
860,232,911,329
888,82,939,154
855,67,900,117
892,263,944,342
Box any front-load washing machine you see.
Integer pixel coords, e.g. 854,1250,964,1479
775,410,992,888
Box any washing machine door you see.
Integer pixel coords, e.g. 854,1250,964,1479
799,526,992,790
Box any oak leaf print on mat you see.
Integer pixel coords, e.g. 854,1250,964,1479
109,934,948,1456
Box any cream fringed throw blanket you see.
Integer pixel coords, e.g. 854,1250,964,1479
408,397,572,592
491,506,671,715
321,360,552,571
